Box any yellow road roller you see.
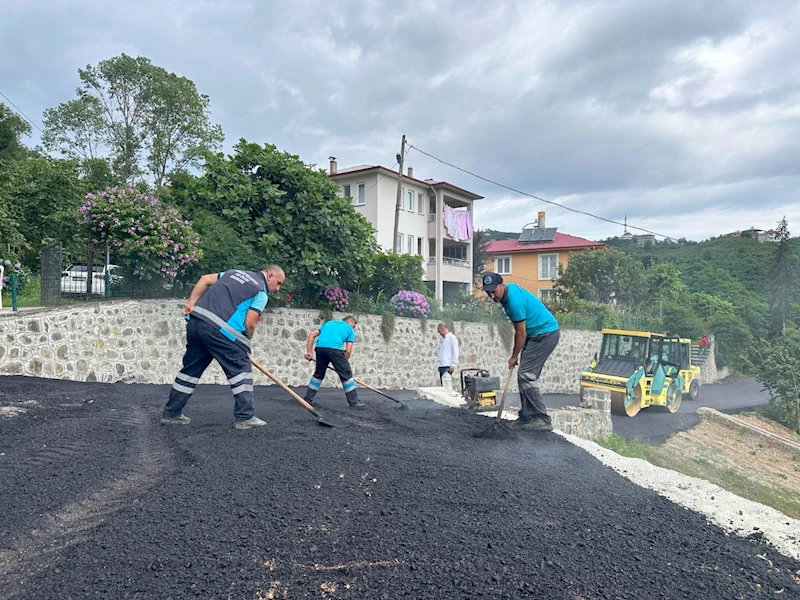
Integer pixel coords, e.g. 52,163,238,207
579,329,701,417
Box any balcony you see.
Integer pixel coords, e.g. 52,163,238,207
426,256,472,283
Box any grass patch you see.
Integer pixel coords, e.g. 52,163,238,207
594,434,653,459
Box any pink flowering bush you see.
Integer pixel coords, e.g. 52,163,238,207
79,186,201,281
390,290,431,319
322,286,349,312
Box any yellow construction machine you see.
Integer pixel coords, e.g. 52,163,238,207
579,329,702,417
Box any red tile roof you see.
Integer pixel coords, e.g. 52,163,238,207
484,232,605,254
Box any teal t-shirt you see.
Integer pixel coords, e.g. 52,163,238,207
501,283,559,337
316,320,356,350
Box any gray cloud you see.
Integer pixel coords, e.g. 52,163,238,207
1,0,798,241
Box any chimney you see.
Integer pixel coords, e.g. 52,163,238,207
537,211,546,230
329,156,337,175
407,167,414,179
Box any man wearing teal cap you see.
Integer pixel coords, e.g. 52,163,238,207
482,272,560,431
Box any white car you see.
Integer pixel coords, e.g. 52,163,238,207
60,264,122,296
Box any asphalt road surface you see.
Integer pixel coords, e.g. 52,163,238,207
1,375,797,599
537,376,769,444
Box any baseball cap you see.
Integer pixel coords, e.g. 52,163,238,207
481,272,503,292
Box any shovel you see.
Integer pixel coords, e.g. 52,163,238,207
250,356,347,428
314,359,408,410
473,367,517,439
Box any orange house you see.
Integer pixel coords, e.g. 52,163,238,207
482,213,605,301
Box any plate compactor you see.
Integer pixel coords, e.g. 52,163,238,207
460,368,501,412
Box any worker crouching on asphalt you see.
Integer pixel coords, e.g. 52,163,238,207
161,265,286,430
482,272,560,431
303,316,366,409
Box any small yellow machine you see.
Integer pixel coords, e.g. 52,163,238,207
579,329,702,417
460,369,499,409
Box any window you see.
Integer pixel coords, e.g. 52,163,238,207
407,234,414,254
342,184,351,198
356,183,365,205
417,237,423,255
539,289,558,303
418,193,424,214
400,188,405,210
539,253,558,280
407,190,414,211
395,233,403,254
494,256,511,275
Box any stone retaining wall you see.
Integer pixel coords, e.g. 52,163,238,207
0,300,728,393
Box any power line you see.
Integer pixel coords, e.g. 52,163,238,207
406,143,677,242
0,90,44,134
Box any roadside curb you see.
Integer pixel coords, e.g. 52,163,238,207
698,407,800,455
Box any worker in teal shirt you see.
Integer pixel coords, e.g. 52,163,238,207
482,272,560,431
303,316,366,409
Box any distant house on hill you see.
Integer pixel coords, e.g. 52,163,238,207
481,212,605,301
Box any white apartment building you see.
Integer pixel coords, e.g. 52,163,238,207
328,159,482,302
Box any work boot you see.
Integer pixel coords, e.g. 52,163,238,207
517,419,553,432
348,401,367,410
234,416,267,430
161,414,191,425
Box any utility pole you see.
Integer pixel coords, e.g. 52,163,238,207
392,135,406,254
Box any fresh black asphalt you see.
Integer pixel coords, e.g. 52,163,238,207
1,375,797,599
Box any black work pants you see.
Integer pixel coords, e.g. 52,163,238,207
163,316,255,421
518,329,560,423
305,347,359,405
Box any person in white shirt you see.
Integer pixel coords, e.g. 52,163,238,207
437,323,459,392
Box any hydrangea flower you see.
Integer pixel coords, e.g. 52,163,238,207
390,290,431,319
322,286,349,312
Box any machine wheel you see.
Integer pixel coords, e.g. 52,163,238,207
610,388,642,417
689,380,700,401
667,388,682,413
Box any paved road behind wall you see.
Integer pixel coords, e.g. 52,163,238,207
535,376,769,444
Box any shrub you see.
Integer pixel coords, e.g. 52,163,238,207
322,286,349,312
390,290,431,319
79,186,201,281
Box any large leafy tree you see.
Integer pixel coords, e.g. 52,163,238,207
42,54,223,189
167,140,379,299
555,248,645,306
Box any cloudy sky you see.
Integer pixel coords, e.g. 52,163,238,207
2,0,798,241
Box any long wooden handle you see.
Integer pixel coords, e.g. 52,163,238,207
250,357,317,414
496,367,514,419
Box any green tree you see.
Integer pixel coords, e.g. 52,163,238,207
769,217,797,336
747,329,800,433
42,54,223,188
689,292,734,321
644,262,685,303
710,312,753,369
555,248,645,306
362,252,426,298
0,155,88,269
167,140,379,300
0,103,31,164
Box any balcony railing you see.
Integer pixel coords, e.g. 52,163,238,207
428,256,470,267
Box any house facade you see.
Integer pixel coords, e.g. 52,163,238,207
328,160,482,302
482,212,605,301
